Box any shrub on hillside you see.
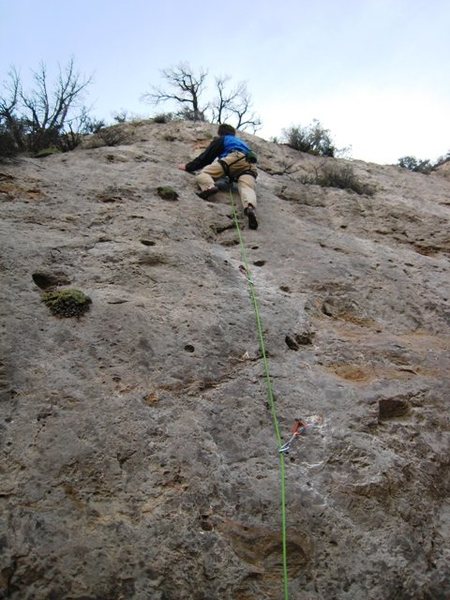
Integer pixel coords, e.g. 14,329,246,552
112,110,129,123
90,125,130,147
177,106,206,121
398,152,450,174
283,120,337,157
82,117,106,134
152,112,174,124
300,164,374,195
433,151,450,169
397,156,433,174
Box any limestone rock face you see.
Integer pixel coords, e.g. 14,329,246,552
1,121,449,599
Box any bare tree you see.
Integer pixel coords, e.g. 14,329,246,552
143,62,208,121
0,68,20,118
1,59,93,156
20,59,92,150
143,64,262,131
211,77,261,132
211,76,238,123
0,68,25,150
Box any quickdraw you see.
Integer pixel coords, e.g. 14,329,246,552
279,419,307,454
279,416,323,454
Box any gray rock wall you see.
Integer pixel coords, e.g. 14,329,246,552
0,121,449,599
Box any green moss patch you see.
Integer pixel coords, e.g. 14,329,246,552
157,186,178,201
42,288,92,318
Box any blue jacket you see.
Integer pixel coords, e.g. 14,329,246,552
185,134,252,172
220,135,250,158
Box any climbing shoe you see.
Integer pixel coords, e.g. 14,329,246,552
245,206,258,230
196,186,219,200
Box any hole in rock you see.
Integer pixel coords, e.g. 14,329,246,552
184,344,195,353
32,271,70,290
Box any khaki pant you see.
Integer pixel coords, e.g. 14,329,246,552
196,151,257,209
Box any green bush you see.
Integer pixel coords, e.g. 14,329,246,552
93,126,129,147
301,164,374,195
398,152,450,174
397,156,432,174
152,112,174,124
112,110,129,123
283,120,336,157
178,107,206,121
82,117,105,134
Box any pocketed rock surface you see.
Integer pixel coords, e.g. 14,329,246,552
0,121,449,599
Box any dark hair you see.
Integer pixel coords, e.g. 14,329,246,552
217,123,236,136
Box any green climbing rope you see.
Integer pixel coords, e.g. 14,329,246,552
229,192,289,600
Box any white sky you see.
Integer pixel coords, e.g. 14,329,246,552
1,0,449,164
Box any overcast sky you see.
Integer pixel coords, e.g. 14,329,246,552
1,0,449,164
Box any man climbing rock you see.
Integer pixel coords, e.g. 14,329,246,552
178,124,259,230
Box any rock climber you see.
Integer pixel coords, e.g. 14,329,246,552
178,123,259,230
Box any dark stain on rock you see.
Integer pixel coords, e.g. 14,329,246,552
285,332,315,350
321,301,334,317
220,238,239,247
212,222,235,234
138,253,169,266
379,396,410,420
285,335,299,351
296,332,315,345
